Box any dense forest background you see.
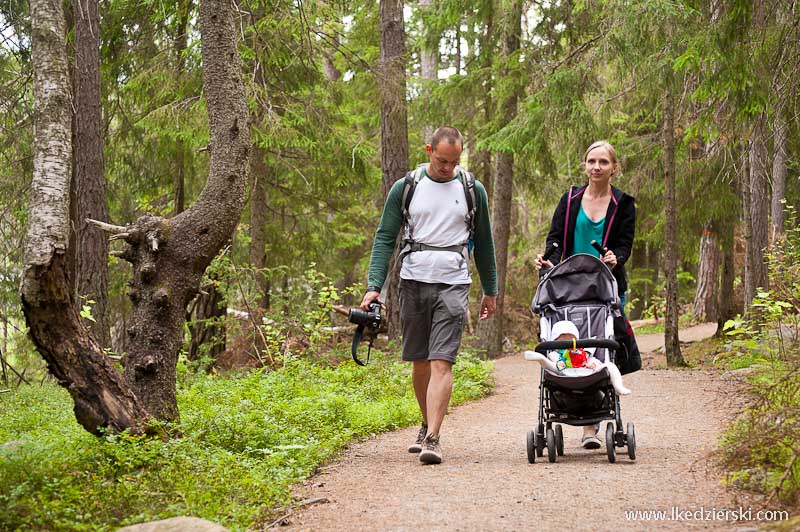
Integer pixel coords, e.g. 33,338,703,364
2,0,797,378
1,0,800,529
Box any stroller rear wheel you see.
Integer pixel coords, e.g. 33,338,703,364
526,430,536,463
546,428,557,463
555,425,564,456
605,422,616,463
627,421,636,460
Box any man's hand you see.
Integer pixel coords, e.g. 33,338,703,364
360,290,381,310
479,295,497,320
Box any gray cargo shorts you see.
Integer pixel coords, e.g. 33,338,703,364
398,279,470,363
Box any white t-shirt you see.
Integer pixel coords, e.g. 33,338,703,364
400,171,472,286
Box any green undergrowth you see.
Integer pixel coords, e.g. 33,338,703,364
716,212,800,508
0,349,494,531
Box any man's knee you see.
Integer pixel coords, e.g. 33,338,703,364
430,359,453,377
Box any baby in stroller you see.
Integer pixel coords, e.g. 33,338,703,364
524,320,631,395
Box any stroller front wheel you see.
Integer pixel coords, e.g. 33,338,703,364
546,428,557,463
605,422,616,463
627,421,636,460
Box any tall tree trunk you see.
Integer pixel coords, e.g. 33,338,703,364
716,221,736,336
472,5,494,199
72,0,110,347
662,75,686,367
379,0,409,340
745,114,770,309
22,0,150,434
771,109,787,241
114,0,250,422
693,222,720,322
476,0,521,358
420,0,437,143
172,0,191,215
22,0,247,433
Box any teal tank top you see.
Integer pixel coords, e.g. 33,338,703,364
573,207,605,257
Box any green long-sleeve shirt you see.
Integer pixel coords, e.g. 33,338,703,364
367,170,498,296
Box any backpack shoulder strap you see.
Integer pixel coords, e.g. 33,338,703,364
401,165,426,241
459,169,477,235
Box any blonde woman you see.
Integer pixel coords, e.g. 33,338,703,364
534,140,636,448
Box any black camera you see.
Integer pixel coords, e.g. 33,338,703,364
348,301,382,331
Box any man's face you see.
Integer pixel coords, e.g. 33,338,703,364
426,140,462,181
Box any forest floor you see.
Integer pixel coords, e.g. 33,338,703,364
274,323,764,532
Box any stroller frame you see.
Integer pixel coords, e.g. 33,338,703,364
526,254,636,464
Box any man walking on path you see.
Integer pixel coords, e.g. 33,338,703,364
360,126,498,464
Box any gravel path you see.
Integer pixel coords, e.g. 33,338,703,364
280,324,749,531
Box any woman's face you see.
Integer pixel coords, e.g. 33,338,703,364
584,146,616,184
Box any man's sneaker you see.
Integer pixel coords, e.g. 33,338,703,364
419,434,442,464
408,424,428,453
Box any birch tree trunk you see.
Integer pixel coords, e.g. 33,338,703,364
22,0,150,434
22,0,250,432
379,0,409,340
72,0,110,347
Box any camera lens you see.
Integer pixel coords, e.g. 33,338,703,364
348,308,368,325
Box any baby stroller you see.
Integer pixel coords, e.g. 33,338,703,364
526,253,636,463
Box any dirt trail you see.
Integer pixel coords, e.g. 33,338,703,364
281,324,750,531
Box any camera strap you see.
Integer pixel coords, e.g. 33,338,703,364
351,324,373,366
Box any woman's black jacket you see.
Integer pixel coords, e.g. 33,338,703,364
543,185,636,295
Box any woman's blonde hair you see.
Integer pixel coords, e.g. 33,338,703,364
583,140,620,176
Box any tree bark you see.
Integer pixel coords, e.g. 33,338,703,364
72,0,110,347
662,75,686,367
771,109,787,241
379,0,409,340
476,0,521,358
745,114,770,309
693,222,719,322
22,0,150,434
419,0,437,144
171,0,191,215
115,0,250,423
472,5,494,199
716,221,736,336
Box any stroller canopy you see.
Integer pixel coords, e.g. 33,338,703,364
531,254,619,313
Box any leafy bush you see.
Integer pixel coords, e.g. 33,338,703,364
0,350,493,531
718,208,800,505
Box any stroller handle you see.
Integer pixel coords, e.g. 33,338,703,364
534,338,620,354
